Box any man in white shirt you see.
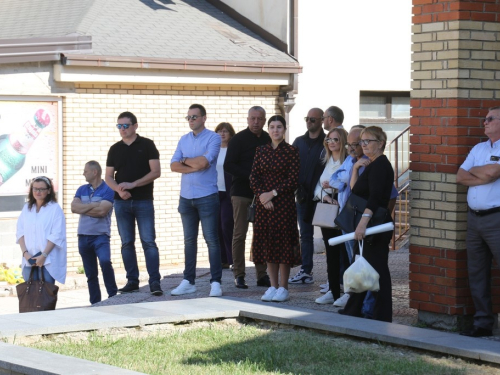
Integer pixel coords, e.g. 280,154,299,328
457,106,500,338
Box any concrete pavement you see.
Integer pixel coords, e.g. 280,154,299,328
1,246,500,375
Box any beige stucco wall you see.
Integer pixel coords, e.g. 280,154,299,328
288,0,412,138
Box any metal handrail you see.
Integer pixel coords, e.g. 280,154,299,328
387,125,411,250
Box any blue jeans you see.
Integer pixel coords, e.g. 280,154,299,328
22,266,55,284
114,199,161,286
78,234,118,304
178,193,222,284
296,202,314,274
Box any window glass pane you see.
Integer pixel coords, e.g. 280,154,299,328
360,96,386,118
392,97,410,118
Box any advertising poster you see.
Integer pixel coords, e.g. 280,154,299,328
0,100,60,214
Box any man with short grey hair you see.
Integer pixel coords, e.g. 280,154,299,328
323,106,344,131
224,106,271,289
72,160,118,305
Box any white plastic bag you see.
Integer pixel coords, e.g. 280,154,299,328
343,240,380,293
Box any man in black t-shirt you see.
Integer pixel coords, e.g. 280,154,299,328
105,111,162,296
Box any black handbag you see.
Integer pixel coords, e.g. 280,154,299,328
17,266,59,313
295,184,308,204
247,196,256,222
334,193,388,233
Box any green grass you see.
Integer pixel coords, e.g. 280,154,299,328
25,321,472,375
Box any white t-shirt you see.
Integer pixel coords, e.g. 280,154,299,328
217,147,228,191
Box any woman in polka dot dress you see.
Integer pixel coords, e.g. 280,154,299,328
250,115,300,302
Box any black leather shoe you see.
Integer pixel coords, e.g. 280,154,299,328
234,276,248,289
150,281,163,296
460,327,492,337
118,283,139,294
256,275,271,287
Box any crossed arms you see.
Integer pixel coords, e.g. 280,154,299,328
71,198,113,218
457,164,500,186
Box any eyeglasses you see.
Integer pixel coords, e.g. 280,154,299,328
33,188,49,193
360,139,379,146
484,116,500,123
186,115,202,121
116,123,132,129
345,142,360,149
217,129,230,134
304,117,322,123
325,137,339,144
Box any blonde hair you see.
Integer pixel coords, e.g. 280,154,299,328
323,128,348,164
360,126,388,150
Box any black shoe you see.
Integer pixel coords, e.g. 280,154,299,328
150,281,163,296
256,275,271,287
460,327,492,337
118,283,139,294
235,276,248,289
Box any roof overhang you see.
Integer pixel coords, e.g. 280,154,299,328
0,36,92,64
61,54,301,74
56,54,301,86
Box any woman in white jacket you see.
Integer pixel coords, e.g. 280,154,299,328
312,128,350,307
17,176,67,284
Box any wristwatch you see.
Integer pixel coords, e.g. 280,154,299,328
272,189,278,197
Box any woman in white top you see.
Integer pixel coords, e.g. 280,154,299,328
312,128,351,307
215,122,236,269
17,176,67,284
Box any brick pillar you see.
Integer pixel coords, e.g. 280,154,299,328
410,0,500,329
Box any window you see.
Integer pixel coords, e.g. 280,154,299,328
359,91,410,142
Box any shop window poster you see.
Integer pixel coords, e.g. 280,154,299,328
0,100,60,214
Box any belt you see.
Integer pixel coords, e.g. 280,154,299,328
468,206,500,216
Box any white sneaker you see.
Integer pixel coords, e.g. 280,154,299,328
209,281,222,297
272,287,290,302
319,282,329,289
261,286,277,302
171,280,196,296
315,291,335,304
333,293,350,307
320,285,329,294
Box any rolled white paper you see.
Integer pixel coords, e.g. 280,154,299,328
328,222,395,246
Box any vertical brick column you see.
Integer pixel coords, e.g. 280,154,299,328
410,0,500,329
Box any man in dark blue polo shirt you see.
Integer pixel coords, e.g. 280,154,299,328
105,111,162,296
71,160,117,304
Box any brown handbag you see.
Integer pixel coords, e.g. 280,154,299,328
17,266,59,313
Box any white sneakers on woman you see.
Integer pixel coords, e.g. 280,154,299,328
315,290,335,304
261,286,290,302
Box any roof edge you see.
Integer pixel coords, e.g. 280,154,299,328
0,36,92,64
61,54,302,74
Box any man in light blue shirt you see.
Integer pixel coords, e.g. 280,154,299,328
170,104,223,297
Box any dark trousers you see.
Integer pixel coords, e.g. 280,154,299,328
342,231,393,322
466,211,500,330
218,191,234,265
321,227,350,300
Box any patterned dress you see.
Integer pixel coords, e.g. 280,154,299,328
250,141,301,265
